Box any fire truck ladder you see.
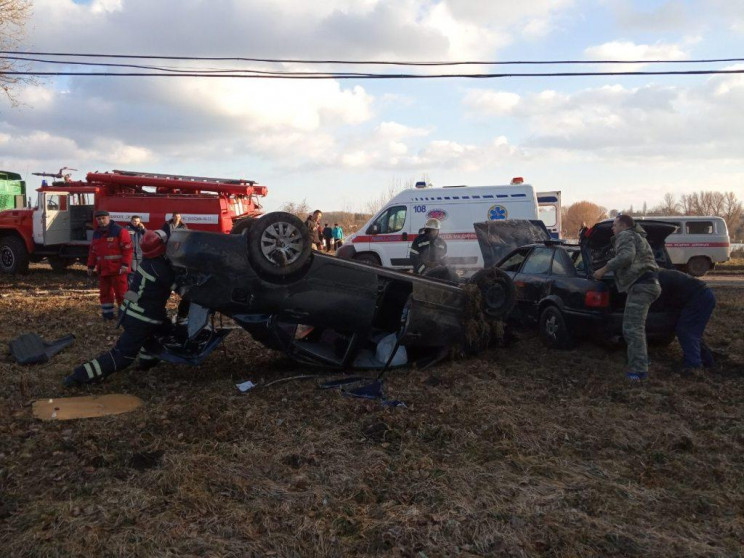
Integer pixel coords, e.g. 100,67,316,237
111,170,257,186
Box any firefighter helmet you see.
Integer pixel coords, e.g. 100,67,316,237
141,230,167,258
424,218,440,230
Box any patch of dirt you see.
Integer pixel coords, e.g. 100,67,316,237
1,264,743,556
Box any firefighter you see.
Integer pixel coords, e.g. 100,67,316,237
64,230,175,387
409,218,447,275
87,210,133,320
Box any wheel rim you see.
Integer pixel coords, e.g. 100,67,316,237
259,221,305,266
1,247,14,269
484,283,506,311
544,314,559,339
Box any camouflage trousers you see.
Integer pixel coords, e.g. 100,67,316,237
622,282,661,374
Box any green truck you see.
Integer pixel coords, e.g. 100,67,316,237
0,171,26,211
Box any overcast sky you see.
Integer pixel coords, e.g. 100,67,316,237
2,0,744,212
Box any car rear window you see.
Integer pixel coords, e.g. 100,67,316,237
686,221,714,234
521,246,553,275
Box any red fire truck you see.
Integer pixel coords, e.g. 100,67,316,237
0,170,268,274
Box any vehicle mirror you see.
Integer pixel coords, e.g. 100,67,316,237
368,224,380,235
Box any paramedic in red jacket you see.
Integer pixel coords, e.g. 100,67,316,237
87,210,133,320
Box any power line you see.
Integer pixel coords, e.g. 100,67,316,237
2,70,744,79
3,50,744,66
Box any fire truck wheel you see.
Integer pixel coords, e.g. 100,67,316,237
0,235,30,275
248,212,311,278
467,266,516,320
48,256,72,272
230,218,255,236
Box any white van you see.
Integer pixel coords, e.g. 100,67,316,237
337,179,560,275
638,215,731,276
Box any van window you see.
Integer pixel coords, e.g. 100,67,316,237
372,205,406,234
539,205,557,227
686,221,713,234
521,246,553,275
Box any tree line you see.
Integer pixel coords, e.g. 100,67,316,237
561,190,743,241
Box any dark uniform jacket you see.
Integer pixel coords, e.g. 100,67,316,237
657,269,708,310
122,256,175,325
409,232,447,274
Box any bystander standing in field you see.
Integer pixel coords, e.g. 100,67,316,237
322,223,333,251
332,223,344,250
305,210,323,250
126,215,146,275
594,214,660,381
658,269,717,373
161,211,188,238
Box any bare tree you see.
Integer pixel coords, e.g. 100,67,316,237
651,192,681,215
364,177,415,215
279,198,311,220
562,201,608,239
0,0,33,105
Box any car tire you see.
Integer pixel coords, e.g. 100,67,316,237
539,306,574,349
48,256,72,272
354,252,381,266
247,211,311,278
0,235,30,275
468,266,516,320
686,256,710,277
230,218,255,236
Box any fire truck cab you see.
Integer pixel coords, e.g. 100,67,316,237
0,170,268,274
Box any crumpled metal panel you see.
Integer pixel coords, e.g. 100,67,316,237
474,220,551,268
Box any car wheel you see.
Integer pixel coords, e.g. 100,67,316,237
247,211,311,278
354,252,381,266
686,256,710,277
468,266,516,320
539,306,574,349
0,235,30,275
230,218,255,236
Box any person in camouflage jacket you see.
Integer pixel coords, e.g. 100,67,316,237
594,215,661,380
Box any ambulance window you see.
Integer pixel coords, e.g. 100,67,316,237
372,205,406,234
686,221,713,234
539,205,557,227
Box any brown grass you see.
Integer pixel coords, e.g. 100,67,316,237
1,264,743,556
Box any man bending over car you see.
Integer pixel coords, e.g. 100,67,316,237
593,214,661,381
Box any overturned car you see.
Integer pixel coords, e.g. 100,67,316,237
164,212,516,368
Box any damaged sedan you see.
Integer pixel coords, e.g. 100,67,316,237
163,212,516,369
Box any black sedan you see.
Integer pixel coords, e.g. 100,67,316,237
480,219,679,349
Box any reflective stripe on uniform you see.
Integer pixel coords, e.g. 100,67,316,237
103,255,123,260
92,359,103,377
125,309,163,324
409,248,419,254
137,266,157,283
83,362,95,380
419,240,430,246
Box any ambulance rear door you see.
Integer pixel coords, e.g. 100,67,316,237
537,191,561,239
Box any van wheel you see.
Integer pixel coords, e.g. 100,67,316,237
48,256,72,272
468,267,516,320
539,306,574,349
686,256,710,277
354,253,381,266
247,212,311,278
0,236,30,275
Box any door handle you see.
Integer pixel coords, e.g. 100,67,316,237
402,232,408,241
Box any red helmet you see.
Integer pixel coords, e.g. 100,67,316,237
141,230,167,258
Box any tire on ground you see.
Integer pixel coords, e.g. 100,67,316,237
353,252,381,266
0,235,30,274
247,211,311,278
467,266,516,320
686,256,710,277
539,305,575,349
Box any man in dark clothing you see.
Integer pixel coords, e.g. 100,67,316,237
409,218,447,275
64,230,175,387
322,223,333,251
305,210,323,250
126,215,147,274
658,269,716,371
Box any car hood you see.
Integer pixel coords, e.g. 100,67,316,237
474,220,551,268
580,219,677,251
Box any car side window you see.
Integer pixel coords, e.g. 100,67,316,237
686,221,713,234
551,248,576,276
571,250,586,274
520,246,553,275
499,248,530,272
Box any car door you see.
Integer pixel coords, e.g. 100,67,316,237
512,246,554,323
366,204,411,268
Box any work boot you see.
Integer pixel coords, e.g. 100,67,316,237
63,368,91,388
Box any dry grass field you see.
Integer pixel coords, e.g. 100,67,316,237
1,264,743,557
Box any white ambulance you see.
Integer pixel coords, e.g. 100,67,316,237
638,215,731,276
337,178,560,275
